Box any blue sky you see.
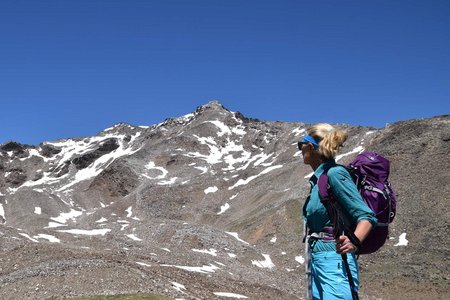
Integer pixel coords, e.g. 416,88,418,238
1,0,449,145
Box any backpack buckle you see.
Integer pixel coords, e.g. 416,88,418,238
364,185,373,191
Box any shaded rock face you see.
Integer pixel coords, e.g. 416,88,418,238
0,101,448,300
40,144,61,157
5,168,27,186
0,141,29,158
72,138,120,170
1,141,26,152
52,161,71,178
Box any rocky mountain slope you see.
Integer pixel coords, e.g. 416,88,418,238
0,101,448,300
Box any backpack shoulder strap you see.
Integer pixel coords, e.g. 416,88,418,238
317,163,337,200
317,164,347,200
317,172,331,201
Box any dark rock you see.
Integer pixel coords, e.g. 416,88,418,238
0,141,29,158
1,141,25,152
98,139,120,152
235,111,261,123
441,132,450,142
40,145,62,157
53,161,71,177
5,169,27,186
72,138,119,170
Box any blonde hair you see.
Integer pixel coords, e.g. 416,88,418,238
306,123,348,159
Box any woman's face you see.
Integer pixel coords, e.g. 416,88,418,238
300,142,313,166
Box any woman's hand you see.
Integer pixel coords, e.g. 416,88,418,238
336,235,358,254
336,220,373,254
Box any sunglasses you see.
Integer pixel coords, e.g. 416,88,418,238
297,141,309,150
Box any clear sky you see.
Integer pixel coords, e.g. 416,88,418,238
1,0,449,145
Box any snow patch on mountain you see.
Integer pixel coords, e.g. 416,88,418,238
28,148,51,162
394,233,409,246
217,203,230,215
56,133,142,192
126,234,143,241
18,233,39,243
204,186,218,194
126,207,133,218
192,248,218,256
158,177,178,185
0,204,5,220
335,146,365,162
292,128,306,136
50,209,83,225
194,166,208,174
56,229,111,236
252,254,275,269
213,292,248,299
15,132,143,194
95,217,107,223
207,120,245,137
35,234,61,243
144,162,168,179
225,232,249,245
46,222,68,229
295,256,305,264
228,165,283,190
170,281,186,292
161,263,220,274
184,139,250,169
136,262,152,267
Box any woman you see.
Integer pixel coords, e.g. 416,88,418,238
299,123,377,300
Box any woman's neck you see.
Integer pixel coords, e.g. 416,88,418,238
310,157,324,171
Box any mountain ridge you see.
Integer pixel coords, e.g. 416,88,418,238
0,101,448,299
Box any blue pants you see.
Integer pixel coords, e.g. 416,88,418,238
310,251,359,300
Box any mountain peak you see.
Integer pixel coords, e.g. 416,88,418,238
195,100,231,114
204,99,226,108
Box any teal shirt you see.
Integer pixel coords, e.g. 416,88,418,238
303,159,378,252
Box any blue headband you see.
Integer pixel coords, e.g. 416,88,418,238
303,134,319,149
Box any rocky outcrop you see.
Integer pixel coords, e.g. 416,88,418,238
4,168,27,186
40,144,61,157
0,141,29,158
72,138,119,170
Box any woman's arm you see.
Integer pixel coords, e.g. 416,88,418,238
328,166,378,227
336,220,373,254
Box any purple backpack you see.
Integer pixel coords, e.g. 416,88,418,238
318,152,397,254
